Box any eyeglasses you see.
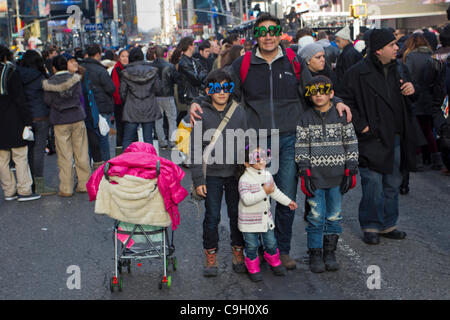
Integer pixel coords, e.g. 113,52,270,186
254,25,282,38
207,82,235,94
249,149,271,164
305,83,333,97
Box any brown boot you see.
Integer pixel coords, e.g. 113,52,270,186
280,254,297,270
231,246,246,273
203,248,218,277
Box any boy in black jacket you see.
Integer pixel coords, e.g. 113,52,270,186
190,70,248,277
295,76,358,273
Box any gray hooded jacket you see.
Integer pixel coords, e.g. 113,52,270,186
120,60,162,123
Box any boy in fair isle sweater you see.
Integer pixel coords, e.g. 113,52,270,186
295,75,359,274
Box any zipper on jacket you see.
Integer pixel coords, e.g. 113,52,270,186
269,64,276,129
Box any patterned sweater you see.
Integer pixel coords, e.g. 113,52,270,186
295,104,359,189
238,167,292,233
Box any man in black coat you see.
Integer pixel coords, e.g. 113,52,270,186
81,44,116,161
335,26,363,94
340,29,418,245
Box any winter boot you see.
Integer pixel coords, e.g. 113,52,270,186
280,254,297,270
323,234,340,271
203,248,218,277
308,248,326,273
431,152,443,170
34,176,57,196
244,256,262,282
264,249,287,276
231,246,246,273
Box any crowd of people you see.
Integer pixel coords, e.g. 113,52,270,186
0,13,449,280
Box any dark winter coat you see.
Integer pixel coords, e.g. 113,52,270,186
119,60,162,123
17,66,49,119
81,58,116,113
229,45,311,134
151,58,183,97
177,55,208,104
335,43,363,92
0,63,32,150
43,71,86,125
405,47,434,116
340,53,419,174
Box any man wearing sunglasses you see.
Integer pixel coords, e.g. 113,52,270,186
190,13,353,270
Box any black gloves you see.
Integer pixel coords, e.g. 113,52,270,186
300,169,316,198
340,169,358,194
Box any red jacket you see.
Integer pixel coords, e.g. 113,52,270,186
86,142,188,230
112,61,124,105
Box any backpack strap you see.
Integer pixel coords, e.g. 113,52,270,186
240,51,252,84
239,48,301,84
285,47,301,81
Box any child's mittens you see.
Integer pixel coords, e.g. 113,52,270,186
299,169,316,198
340,168,358,194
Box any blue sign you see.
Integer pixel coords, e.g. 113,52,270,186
84,23,103,31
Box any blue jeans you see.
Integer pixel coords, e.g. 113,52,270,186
243,230,278,260
122,122,154,151
203,176,244,250
99,113,112,161
271,134,299,255
359,135,402,233
305,186,343,249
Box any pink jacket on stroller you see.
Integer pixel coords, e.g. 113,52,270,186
87,142,188,230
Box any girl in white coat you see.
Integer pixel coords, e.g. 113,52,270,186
238,146,298,281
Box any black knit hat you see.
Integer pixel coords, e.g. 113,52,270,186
370,28,396,52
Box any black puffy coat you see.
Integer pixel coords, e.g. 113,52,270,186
340,53,418,174
0,63,32,149
81,58,116,113
17,66,49,119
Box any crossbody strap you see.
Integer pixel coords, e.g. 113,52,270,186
202,100,239,178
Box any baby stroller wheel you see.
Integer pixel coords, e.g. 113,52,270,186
110,276,123,292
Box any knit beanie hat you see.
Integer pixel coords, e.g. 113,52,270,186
335,26,352,41
297,36,315,51
370,28,396,52
299,43,325,63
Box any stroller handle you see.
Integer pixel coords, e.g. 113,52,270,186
104,160,161,182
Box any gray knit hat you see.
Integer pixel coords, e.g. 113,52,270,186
335,26,352,41
299,43,325,63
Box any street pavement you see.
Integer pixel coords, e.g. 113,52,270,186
0,142,449,300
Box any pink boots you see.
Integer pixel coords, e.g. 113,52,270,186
244,249,287,282
244,256,262,282
263,249,287,276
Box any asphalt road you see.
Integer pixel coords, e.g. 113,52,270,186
1,143,449,300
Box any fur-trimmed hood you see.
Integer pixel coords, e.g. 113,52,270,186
43,72,81,97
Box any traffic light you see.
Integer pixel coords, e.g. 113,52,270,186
350,3,367,18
